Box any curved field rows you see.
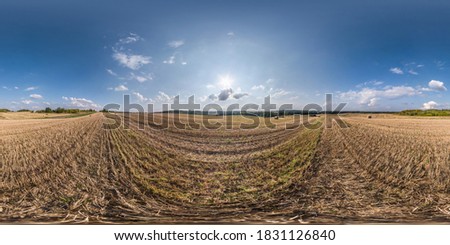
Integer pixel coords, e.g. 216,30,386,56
298,117,450,223
1,113,449,223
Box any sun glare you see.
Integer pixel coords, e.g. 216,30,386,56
218,74,234,89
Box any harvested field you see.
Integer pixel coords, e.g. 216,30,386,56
1,113,449,223
0,112,94,120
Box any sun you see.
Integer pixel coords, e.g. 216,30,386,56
218,74,234,89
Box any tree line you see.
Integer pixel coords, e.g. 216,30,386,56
35,107,96,114
399,109,450,116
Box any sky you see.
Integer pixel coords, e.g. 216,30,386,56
0,0,449,111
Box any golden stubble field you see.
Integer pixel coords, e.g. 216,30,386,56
0,112,76,120
0,112,449,223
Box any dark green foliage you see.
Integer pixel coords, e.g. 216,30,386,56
399,109,450,116
36,107,96,114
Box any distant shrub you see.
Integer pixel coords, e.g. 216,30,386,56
0,108,10,112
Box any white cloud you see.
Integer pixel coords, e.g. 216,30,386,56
422,101,438,110
427,80,447,91
163,56,175,64
2,86,8,89
206,84,215,89
62,96,100,109
339,85,420,106
356,80,384,88
389,67,404,74
118,33,142,44
14,86,19,90
113,52,151,70
168,40,184,48
181,61,188,65
21,100,33,105
270,88,290,98
382,85,419,97
114,85,128,91
408,69,418,75
368,98,379,107
227,32,235,37
130,72,153,83
106,69,117,76
132,92,151,102
155,91,173,103
30,94,43,99
265,78,275,84
25,86,38,91
251,85,265,90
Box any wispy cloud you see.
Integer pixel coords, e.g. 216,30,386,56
389,67,404,74
132,92,151,102
339,85,420,107
113,52,151,70
25,86,38,91
114,85,128,91
155,91,173,103
21,100,33,105
62,96,100,109
408,69,418,75
118,33,142,44
340,79,447,108
356,80,384,88
270,88,290,98
251,85,265,90
435,60,446,70
30,94,43,99
163,55,175,64
106,69,117,76
168,40,184,48
130,72,153,83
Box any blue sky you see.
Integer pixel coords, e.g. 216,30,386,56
0,0,449,111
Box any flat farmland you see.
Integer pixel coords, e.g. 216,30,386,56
0,112,76,120
1,113,449,223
